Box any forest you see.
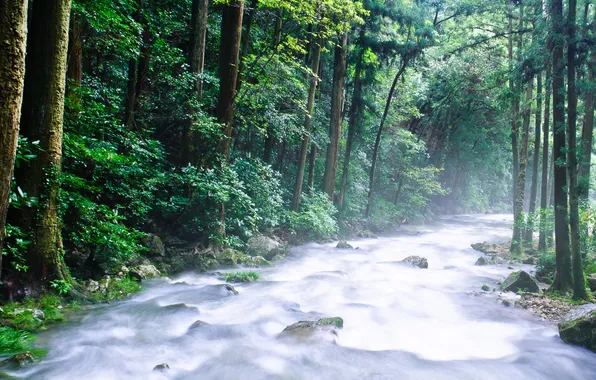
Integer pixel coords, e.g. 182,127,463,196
1,0,596,376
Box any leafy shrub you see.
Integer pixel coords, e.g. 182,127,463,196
536,250,556,283
222,271,260,283
0,327,32,355
288,191,338,241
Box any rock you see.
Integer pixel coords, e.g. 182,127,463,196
400,256,428,269
279,317,344,343
223,284,239,295
336,240,354,249
129,264,161,281
218,248,270,267
153,363,170,372
587,274,596,292
500,270,540,293
32,309,45,321
143,234,166,257
558,304,596,352
246,236,284,260
0,352,37,369
84,279,99,293
475,256,490,266
238,255,271,268
481,284,490,292
522,257,536,265
218,248,243,266
188,320,211,331
99,276,110,293
471,242,494,253
357,230,378,239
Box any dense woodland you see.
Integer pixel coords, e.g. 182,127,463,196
0,0,595,302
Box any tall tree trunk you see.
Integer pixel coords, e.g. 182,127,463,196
539,62,552,251
338,26,365,210
511,76,532,254
18,0,71,282
190,0,209,99
292,31,322,211
579,5,595,202
0,0,29,279
66,11,83,87
236,0,257,91
525,73,542,244
307,145,316,190
509,13,520,217
217,0,244,161
566,0,587,299
365,56,410,218
323,33,347,200
551,0,572,293
123,0,143,130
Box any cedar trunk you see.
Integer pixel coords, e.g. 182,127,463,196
0,0,29,279
18,0,72,282
525,73,542,244
322,33,348,200
539,62,552,251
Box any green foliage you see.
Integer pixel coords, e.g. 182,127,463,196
536,250,557,283
221,271,260,283
89,277,143,302
289,191,338,241
0,327,32,356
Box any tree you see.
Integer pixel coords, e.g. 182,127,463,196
323,33,348,200
579,4,595,202
538,62,551,251
17,0,72,282
190,0,209,99
566,0,587,299
551,0,572,293
525,72,542,244
0,0,29,279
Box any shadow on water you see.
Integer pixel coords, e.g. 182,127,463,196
9,214,596,380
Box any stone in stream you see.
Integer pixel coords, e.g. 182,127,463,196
357,230,378,239
279,317,344,343
129,264,161,281
558,304,596,353
153,363,170,372
246,236,287,260
336,240,354,249
0,352,37,370
587,274,596,292
400,256,428,269
500,270,540,293
475,256,490,266
218,248,271,267
142,234,166,257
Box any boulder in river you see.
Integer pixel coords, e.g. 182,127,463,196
336,240,354,249
0,352,37,369
142,234,166,257
218,248,270,267
279,317,344,343
587,274,596,292
357,230,378,239
558,304,596,352
129,264,161,280
153,363,170,372
246,236,286,260
500,270,540,293
400,256,428,269
475,256,490,266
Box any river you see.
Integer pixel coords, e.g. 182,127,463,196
12,214,596,379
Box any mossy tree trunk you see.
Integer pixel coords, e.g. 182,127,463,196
538,62,552,251
18,0,72,282
0,0,29,279
525,73,541,244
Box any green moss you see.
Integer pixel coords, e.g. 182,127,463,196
221,271,260,283
317,317,344,328
481,284,490,291
88,277,142,303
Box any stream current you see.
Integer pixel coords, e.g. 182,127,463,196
13,214,596,379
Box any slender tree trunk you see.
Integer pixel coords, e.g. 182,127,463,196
307,145,316,190
292,31,322,211
338,26,365,210
66,11,83,87
512,76,532,253
123,0,143,130
217,0,244,161
323,33,347,200
134,24,151,124
0,0,29,279
509,14,520,216
525,73,542,244
551,0,572,293
365,57,410,218
18,0,72,282
236,0,258,91
190,0,209,99
539,62,552,251
566,0,587,299
579,6,595,202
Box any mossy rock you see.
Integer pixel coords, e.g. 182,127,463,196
336,240,354,249
0,352,37,370
500,270,540,293
317,317,343,328
481,284,490,292
558,304,596,352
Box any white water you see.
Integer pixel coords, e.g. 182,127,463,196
12,215,596,379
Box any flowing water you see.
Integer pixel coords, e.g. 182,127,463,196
12,215,596,379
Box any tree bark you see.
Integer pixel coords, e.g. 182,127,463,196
217,1,244,161
525,73,542,244
307,145,316,190
566,0,587,299
0,0,29,279
338,27,365,210
236,0,258,91
292,31,322,211
190,0,209,99
508,13,520,217
323,33,348,200
66,10,83,87
123,0,143,130
539,62,552,251
365,56,410,218
551,0,572,294
18,0,72,282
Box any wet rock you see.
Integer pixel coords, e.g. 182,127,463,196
279,317,344,343
475,256,490,266
247,236,285,260
587,274,596,292
500,270,540,293
143,234,166,257
84,279,100,293
357,230,378,239
99,276,111,293
400,256,428,269
153,363,170,372
0,352,37,369
217,248,243,266
522,257,536,265
481,284,490,292
188,320,211,331
223,284,239,295
471,242,498,254
238,255,271,268
517,293,572,322
336,240,354,249
129,264,161,280
558,304,596,352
